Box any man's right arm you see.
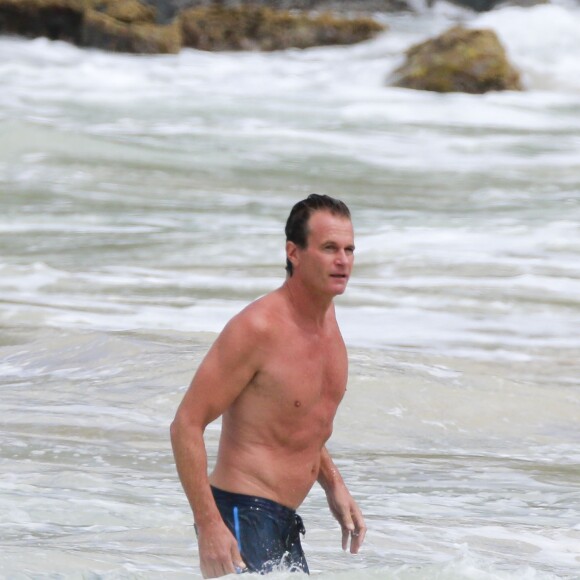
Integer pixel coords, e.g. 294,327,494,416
170,310,264,578
170,413,243,577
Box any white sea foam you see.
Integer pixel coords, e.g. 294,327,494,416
472,4,580,92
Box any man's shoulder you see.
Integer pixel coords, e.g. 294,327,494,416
227,288,287,340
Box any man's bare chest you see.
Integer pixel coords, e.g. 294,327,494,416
249,337,347,412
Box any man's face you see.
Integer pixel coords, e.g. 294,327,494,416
293,210,355,297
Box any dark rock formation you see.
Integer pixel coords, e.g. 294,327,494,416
390,25,523,93
0,0,182,52
0,0,385,53
179,4,385,51
0,0,85,44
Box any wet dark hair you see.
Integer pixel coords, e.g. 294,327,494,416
285,193,351,276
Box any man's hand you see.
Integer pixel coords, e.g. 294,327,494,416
325,484,366,554
196,519,247,578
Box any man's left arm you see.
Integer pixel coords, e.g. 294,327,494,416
317,446,366,554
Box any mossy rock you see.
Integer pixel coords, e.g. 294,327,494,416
81,9,181,52
0,0,180,53
179,5,385,51
90,0,157,24
391,25,523,93
0,0,85,43
1,0,386,54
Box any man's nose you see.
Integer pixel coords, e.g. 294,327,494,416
335,250,348,264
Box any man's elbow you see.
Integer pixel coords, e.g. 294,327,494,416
170,411,201,449
170,412,188,449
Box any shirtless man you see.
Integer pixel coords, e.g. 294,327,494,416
170,194,366,578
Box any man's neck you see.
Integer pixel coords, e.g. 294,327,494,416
281,278,334,330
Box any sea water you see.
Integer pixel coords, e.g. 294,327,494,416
0,2,579,578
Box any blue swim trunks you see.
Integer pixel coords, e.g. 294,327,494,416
211,485,309,575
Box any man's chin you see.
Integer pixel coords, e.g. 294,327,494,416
330,282,348,295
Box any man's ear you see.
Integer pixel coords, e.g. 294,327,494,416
286,240,299,270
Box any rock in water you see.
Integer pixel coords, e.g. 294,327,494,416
0,0,383,53
390,25,523,94
0,0,182,53
179,5,385,51
81,6,181,53
0,0,85,44
94,0,157,24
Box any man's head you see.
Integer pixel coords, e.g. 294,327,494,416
285,194,351,276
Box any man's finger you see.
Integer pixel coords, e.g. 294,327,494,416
349,510,367,554
350,526,366,554
341,512,355,551
230,542,247,574
341,525,350,551
234,558,248,574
